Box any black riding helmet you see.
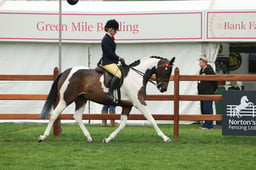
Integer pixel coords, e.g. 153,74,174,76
67,0,79,5
104,19,119,32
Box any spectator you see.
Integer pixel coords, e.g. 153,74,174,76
198,56,218,129
101,105,118,127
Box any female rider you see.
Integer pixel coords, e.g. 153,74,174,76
101,19,125,102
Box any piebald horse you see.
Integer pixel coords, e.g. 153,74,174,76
39,56,175,143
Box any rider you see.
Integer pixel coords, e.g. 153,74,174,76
101,19,125,102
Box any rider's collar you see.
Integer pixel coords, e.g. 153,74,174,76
106,32,112,37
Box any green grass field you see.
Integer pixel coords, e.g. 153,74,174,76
0,123,255,170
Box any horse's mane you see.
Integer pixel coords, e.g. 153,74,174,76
150,56,168,60
129,59,141,67
129,56,167,67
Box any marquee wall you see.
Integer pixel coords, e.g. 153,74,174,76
3,0,255,123
0,41,204,124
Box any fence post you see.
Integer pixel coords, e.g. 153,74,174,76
52,67,62,136
173,67,180,138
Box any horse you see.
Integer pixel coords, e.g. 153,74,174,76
232,96,254,118
38,56,175,143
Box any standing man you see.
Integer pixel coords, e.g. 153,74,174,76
198,56,218,129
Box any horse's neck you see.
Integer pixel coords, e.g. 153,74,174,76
134,58,158,73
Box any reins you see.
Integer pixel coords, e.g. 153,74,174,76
128,63,173,85
129,66,157,85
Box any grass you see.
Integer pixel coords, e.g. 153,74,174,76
0,123,255,170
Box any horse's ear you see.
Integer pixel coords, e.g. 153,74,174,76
169,57,175,65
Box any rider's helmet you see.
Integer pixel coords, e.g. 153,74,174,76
104,19,119,32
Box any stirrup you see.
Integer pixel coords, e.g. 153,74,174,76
106,93,114,101
106,92,119,103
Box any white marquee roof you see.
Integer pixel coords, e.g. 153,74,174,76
0,0,256,13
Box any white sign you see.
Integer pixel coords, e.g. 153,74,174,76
207,11,256,40
0,12,203,43
226,96,255,118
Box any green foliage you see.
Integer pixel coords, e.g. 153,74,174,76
0,123,255,170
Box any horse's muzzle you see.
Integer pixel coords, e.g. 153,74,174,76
160,88,167,93
157,82,167,92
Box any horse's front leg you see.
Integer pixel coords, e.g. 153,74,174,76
137,104,171,143
103,106,131,143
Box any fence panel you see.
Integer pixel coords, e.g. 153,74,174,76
1,67,256,138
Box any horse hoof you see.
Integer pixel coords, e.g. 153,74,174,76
164,138,172,143
38,137,43,143
102,138,108,144
87,139,93,143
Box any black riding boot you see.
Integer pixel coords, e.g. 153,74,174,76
106,76,120,102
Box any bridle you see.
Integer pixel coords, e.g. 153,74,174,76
130,66,157,85
128,62,173,86
155,63,173,82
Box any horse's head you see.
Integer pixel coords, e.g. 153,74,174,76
155,57,175,92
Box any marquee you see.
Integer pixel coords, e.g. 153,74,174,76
1,1,256,43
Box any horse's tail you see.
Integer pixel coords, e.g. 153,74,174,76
40,73,63,119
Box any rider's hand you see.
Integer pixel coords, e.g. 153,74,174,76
119,57,125,64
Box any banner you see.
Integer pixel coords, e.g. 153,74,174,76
207,11,256,41
0,12,203,43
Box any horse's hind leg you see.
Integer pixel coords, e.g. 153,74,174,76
38,101,67,142
73,98,93,143
103,106,131,143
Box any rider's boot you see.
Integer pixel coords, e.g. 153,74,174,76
106,76,120,102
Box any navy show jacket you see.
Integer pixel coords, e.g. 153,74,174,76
101,33,119,65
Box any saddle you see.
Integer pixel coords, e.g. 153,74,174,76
95,61,129,102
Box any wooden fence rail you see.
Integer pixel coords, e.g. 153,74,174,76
173,67,256,137
1,67,256,138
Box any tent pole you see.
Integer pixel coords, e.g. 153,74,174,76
58,0,62,72
53,0,63,136
88,46,91,124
